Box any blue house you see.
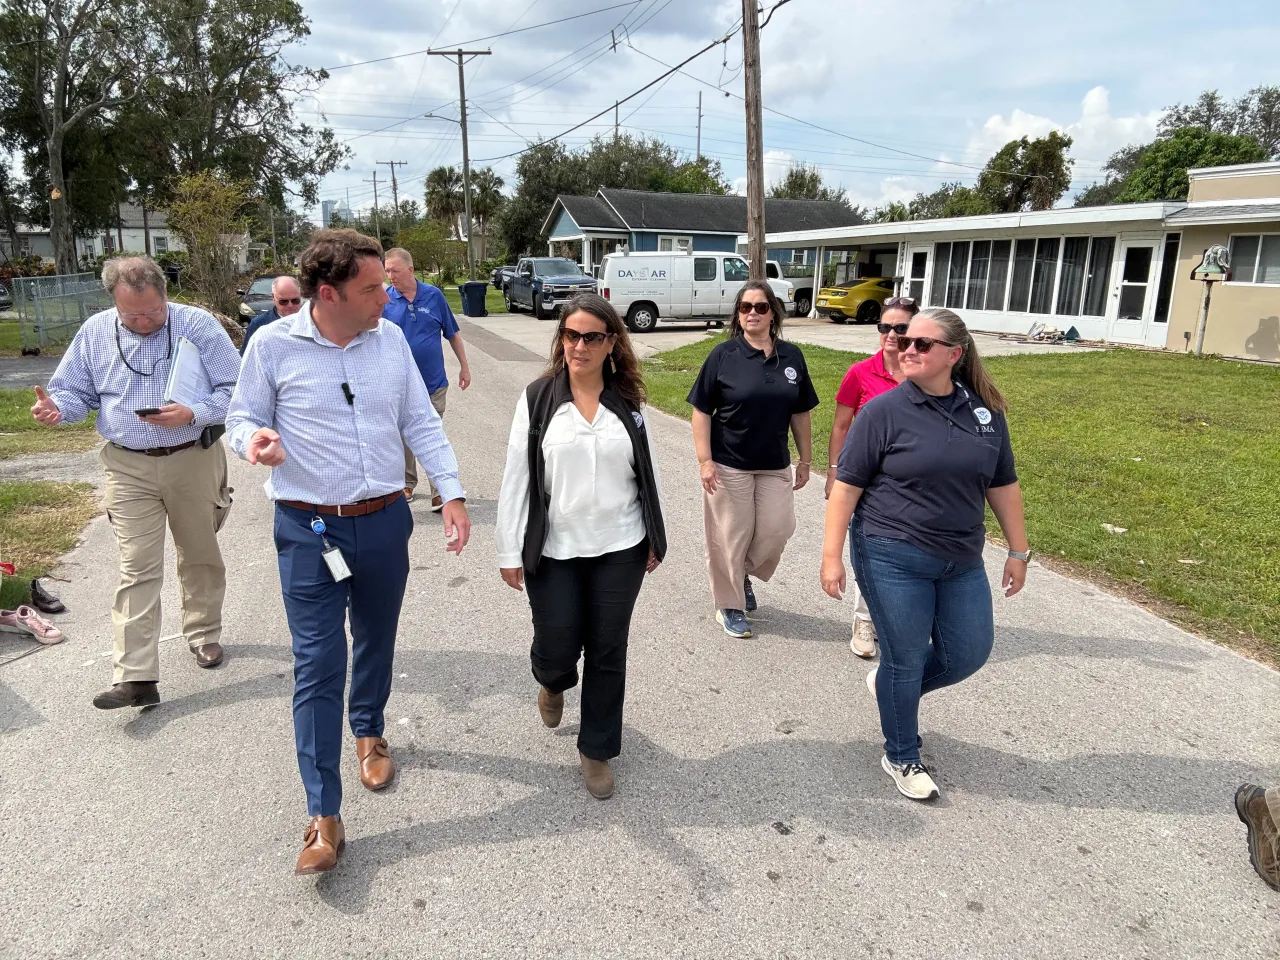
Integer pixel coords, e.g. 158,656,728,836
541,187,864,277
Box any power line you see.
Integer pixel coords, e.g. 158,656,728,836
322,1,644,72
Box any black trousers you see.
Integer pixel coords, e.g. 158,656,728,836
525,539,649,761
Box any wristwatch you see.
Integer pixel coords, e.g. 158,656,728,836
1008,548,1032,562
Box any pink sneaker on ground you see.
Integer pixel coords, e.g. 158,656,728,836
0,605,64,644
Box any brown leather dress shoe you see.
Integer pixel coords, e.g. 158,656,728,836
92,681,159,710
295,815,345,875
192,642,224,668
579,751,615,800
1236,783,1280,890
538,686,564,728
356,737,395,790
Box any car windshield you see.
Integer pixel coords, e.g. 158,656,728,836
248,278,275,296
533,258,582,277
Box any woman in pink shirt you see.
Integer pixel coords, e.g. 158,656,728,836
824,296,917,657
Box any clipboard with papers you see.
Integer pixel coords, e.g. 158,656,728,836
163,336,213,407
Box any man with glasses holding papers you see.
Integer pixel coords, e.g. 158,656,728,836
32,256,240,709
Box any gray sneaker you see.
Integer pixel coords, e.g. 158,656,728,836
881,754,940,801
716,609,752,639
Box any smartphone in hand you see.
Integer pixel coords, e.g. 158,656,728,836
135,407,162,417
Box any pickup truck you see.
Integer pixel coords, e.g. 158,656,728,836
503,257,597,320
490,264,516,290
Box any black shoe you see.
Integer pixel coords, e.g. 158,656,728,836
30,579,66,615
743,577,757,613
93,681,159,710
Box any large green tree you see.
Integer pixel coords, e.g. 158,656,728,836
0,0,153,271
768,162,856,209
1115,127,1266,202
496,134,732,257
424,166,464,231
468,167,505,263
974,131,1074,211
1074,143,1150,207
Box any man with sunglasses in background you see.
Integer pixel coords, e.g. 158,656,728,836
31,256,241,709
241,275,305,356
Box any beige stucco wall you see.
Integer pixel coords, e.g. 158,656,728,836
1187,171,1280,202
1165,223,1280,361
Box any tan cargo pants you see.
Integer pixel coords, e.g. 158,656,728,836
702,464,796,611
403,385,448,497
100,440,232,683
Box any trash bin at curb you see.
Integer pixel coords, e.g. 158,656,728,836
460,281,488,317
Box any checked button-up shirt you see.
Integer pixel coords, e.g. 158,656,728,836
226,304,464,506
46,302,241,449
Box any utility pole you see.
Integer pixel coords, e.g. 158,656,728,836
696,91,703,160
741,0,766,280
377,160,408,235
364,171,381,239
429,48,491,281
615,101,620,140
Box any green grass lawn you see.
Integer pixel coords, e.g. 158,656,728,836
644,337,1280,661
0,319,68,358
438,284,508,317
0,479,97,609
0,388,98,460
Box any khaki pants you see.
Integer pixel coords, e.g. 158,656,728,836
101,441,231,683
703,464,796,611
403,386,448,496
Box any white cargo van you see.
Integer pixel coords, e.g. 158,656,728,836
600,252,795,332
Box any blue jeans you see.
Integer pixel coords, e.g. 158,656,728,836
275,499,412,817
851,520,994,766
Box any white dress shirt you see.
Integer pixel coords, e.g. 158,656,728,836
226,304,463,505
496,392,663,568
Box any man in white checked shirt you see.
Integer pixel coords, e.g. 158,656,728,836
32,256,240,710
226,229,471,877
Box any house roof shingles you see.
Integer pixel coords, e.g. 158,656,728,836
558,194,627,231
597,188,863,234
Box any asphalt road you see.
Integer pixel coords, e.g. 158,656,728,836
1,319,1277,960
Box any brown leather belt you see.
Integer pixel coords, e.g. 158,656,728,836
112,439,200,458
279,490,405,517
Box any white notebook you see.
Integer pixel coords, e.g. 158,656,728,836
163,336,212,408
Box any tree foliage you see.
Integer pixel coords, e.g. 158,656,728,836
496,134,731,257
974,132,1074,211
164,171,249,316
768,162,855,209
1074,143,1150,207
1114,127,1266,202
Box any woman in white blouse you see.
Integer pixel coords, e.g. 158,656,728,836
496,294,667,800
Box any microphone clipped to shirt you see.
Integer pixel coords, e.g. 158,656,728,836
341,382,355,405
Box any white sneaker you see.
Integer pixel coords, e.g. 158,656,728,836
850,619,877,658
881,754,940,801
865,665,878,699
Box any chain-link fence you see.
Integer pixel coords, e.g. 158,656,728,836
12,273,113,353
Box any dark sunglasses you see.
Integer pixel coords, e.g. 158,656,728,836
884,296,917,308
877,321,910,335
276,297,302,306
737,300,772,315
562,328,611,346
895,335,956,354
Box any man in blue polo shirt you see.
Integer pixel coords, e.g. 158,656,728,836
383,247,472,510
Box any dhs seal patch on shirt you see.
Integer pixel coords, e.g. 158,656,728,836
973,406,992,425
784,366,798,384
632,411,645,430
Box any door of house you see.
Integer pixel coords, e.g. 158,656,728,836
1107,241,1158,343
904,244,930,304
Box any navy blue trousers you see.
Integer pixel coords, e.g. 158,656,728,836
274,499,412,817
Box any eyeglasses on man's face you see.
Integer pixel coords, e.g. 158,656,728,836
275,297,302,306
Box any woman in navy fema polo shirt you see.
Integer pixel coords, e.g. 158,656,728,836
820,307,1030,803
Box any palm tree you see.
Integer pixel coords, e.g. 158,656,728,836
469,167,505,263
424,166,464,236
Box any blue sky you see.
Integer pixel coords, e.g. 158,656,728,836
296,0,1280,217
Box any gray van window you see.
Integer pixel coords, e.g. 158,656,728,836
724,258,749,282
694,258,717,281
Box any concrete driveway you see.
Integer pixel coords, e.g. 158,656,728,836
1,319,1275,959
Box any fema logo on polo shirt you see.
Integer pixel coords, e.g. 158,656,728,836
784,366,798,384
973,407,993,425
632,411,645,430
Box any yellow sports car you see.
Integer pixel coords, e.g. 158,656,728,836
815,277,895,323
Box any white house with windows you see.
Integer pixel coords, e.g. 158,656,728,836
751,161,1280,362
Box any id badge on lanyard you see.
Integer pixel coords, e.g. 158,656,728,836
310,516,352,581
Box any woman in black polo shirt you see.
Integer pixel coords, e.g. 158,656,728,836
820,307,1030,802
688,280,820,639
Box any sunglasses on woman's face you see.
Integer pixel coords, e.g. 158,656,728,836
895,335,956,354
737,300,772,315
877,321,910,335
562,328,611,346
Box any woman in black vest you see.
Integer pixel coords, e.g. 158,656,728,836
496,293,666,800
